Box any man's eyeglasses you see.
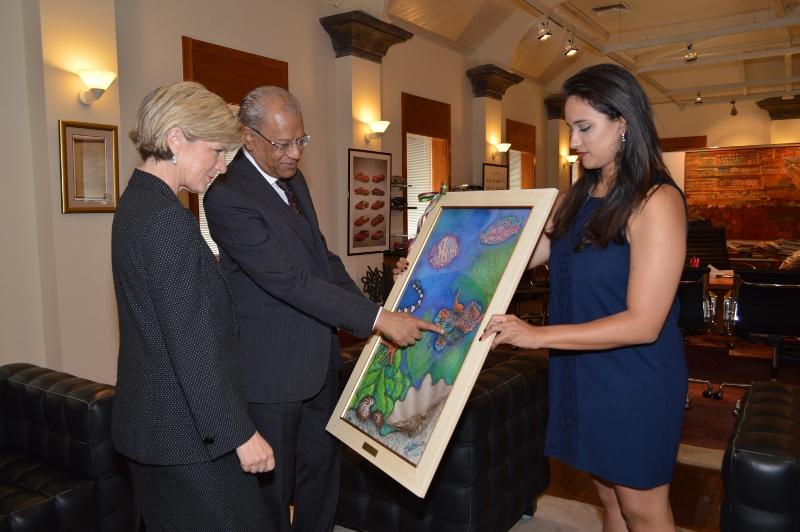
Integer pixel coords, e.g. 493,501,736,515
249,127,311,153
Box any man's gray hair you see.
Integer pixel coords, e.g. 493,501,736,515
239,86,302,129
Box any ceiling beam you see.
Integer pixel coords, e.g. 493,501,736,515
605,11,800,54
665,76,800,95
637,45,800,74
773,0,792,47
665,89,800,107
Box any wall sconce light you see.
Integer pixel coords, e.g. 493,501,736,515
562,154,578,168
537,17,552,41
77,69,117,105
492,142,511,160
365,120,390,143
730,99,738,116
694,92,703,105
564,33,578,57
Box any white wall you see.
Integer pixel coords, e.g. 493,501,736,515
653,99,799,147
1,0,47,368
771,119,800,144
380,34,473,184
37,0,121,384
0,0,121,382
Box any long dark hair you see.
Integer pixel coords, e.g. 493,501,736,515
547,64,673,249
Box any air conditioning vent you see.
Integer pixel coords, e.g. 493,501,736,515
592,3,630,15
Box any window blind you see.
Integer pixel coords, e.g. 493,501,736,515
509,150,521,190
198,150,237,255
406,133,432,238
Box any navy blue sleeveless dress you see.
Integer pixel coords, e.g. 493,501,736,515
546,194,687,489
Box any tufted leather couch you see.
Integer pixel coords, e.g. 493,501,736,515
0,363,134,531
721,381,800,532
335,348,550,532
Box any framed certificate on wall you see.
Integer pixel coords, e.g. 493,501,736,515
482,163,509,191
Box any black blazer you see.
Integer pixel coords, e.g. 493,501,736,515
111,169,254,465
204,154,379,403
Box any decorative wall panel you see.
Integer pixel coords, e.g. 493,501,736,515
684,146,800,239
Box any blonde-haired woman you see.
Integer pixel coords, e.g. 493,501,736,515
112,81,272,530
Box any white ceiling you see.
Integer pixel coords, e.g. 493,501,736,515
383,0,800,108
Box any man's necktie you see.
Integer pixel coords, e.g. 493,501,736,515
275,179,303,216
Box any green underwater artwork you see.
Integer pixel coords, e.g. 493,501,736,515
344,207,531,464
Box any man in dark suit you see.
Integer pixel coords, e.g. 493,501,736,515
204,86,440,532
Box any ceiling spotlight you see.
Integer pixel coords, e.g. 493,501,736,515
730,99,738,116
537,17,552,41
564,33,578,57
684,43,698,62
694,92,703,105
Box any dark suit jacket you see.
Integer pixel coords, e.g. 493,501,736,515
111,169,255,465
203,154,379,403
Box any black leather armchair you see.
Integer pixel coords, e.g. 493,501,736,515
720,269,800,398
0,363,133,531
335,348,550,532
721,381,800,532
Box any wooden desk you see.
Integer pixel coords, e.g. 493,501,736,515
708,275,733,291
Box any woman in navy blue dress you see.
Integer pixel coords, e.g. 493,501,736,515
483,64,687,532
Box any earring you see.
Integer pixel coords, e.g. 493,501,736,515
171,154,177,165
621,132,627,143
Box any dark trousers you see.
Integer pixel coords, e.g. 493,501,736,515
129,451,267,532
247,366,340,532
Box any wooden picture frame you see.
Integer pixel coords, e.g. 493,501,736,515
482,163,509,190
348,148,391,255
327,188,558,497
59,121,119,213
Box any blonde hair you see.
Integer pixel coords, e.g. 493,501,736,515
130,81,242,161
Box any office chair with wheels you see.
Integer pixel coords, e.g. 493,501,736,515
719,269,800,400
678,267,718,408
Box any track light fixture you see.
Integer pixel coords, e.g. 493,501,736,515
684,42,698,62
694,92,703,105
730,100,738,116
537,17,552,41
564,33,578,57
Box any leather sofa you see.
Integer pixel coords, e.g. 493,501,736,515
0,363,134,531
721,381,800,532
335,347,550,531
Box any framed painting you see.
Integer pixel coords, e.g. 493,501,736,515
59,121,119,213
327,188,558,497
482,163,509,190
348,148,391,255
